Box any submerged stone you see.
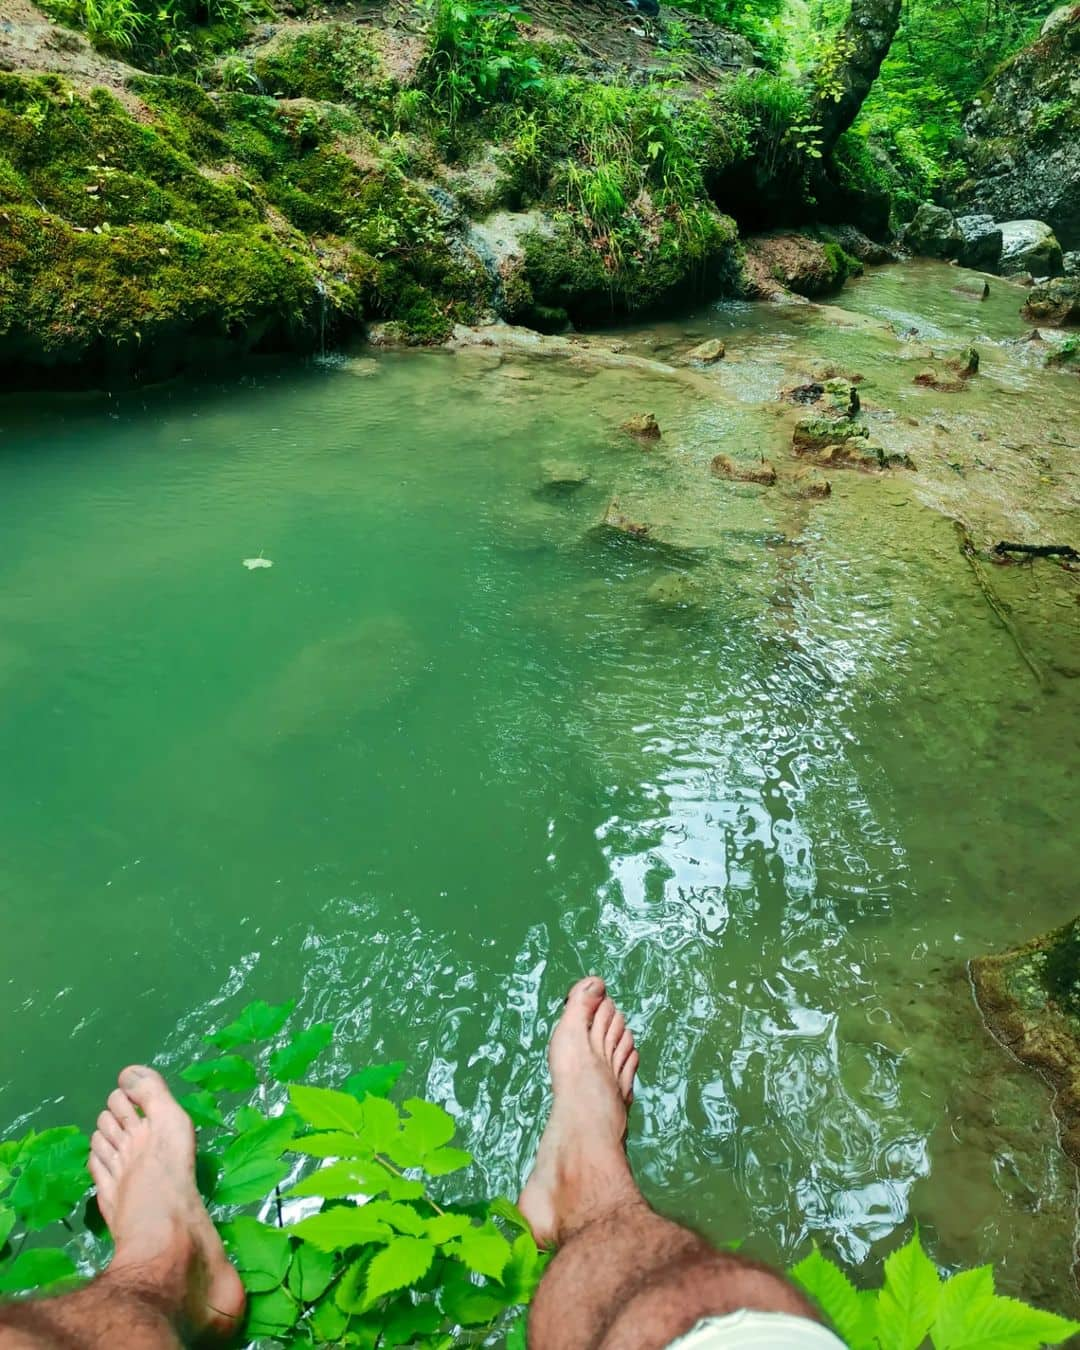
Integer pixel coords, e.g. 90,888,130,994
710,454,777,485
792,416,870,452
790,467,832,498
645,573,702,608
540,459,590,488
599,497,651,538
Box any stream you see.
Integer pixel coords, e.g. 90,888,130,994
1,260,1078,1311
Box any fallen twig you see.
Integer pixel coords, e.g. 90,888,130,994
992,541,1079,561
955,522,1051,692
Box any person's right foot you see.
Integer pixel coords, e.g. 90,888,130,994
89,1065,245,1340
518,976,641,1248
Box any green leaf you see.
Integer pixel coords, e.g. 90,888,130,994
215,1122,294,1208
220,1217,291,1293
180,1056,258,1093
343,1061,404,1103
336,1255,375,1313
789,1248,865,1348
269,1024,333,1083
487,1197,531,1232
876,1230,942,1350
310,1291,350,1340
291,1131,373,1160
10,1136,90,1230
382,1299,444,1346
401,1099,455,1157
376,1203,428,1237
288,1207,394,1252
440,1267,509,1326
357,1095,403,1155
506,1312,529,1350
450,1223,511,1282
0,1248,77,1294
207,999,296,1051
287,1241,338,1303
932,1268,1079,1349
364,1237,436,1306
503,1229,543,1302
245,1285,300,1338
422,1147,472,1177
289,1085,368,1135
177,1091,225,1130
0,1206,15,1249
224,1114,298,1169
426,1213,473,1245
287,1159,424,1203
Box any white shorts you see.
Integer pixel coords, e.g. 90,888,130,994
667,1311,847,1349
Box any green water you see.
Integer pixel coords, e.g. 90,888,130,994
1,262,1079,1309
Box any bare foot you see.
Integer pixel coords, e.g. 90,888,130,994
89,1065,245,1340
518,976,641,1248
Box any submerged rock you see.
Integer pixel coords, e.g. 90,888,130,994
599,497,651,538
1022,277,1080,326
710,454,777,485
685,338,726,364
951,277,991,301
741,232,860,299
902,203,962,259
540,459,590,488
790,467,832,498
645,573,702,608
972,916,1080,1167
998,220,1064,278
792,416,870,452
621,412,662,442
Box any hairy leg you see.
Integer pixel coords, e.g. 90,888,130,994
0,1065,244,1350
520,978,819,1350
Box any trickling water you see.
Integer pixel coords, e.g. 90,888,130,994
1,262,1077,1309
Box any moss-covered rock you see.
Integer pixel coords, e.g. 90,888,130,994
972,916,1080,1167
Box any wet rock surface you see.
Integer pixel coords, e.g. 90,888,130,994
998,219,1065,278
955,213,1003,271
903,203,963,259
1022,277,1080,326
710,454,777,485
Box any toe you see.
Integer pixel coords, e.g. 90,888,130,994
118,1064,174,1115
618,1049,639,1103
90,1129,119,1175
88,1151,116,1213
613,1029,634,1079
589,996,616,1054
561,976,606,1029
604,1011,626,1060
97,1109,125,1149
106,1088,139,1129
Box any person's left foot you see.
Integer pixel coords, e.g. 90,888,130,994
89,1065,245,1339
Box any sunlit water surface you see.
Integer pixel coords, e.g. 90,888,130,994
2,262,1079,1312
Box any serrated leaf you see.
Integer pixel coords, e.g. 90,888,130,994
289,1207,394,1252
10,1136,90,1230
377,1204,428,1237
487,1197,530,1233
224,1114,298,1169
440,1268,509,1326
0,1249,77,1294
426,1213,473,1245
215,1153,290,1208
220,1217,291,1293
789,1248,864,1347
422,1147,472,1177
364,1236,436,1306
269,1024,333,1083
180,1055,257,1093
382,1299,444,1346
401,1099,455,1157
344,1063,406,1101
177,1091,225,1130
289,1085,368,1136
208,999,296,1051
450,1223,511,1281
876,1230,942,1350
0,1206,15,1249
291,1131,373,1160
245,1285,299,1338
503,1228,543,1302
932,1276,1079,1349
311,1290,350,1340
287,1241,338,1303
358,1095,402,1156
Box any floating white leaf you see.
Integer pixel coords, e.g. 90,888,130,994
243,556,273,570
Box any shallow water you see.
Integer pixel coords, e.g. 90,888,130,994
1,262,1079,1312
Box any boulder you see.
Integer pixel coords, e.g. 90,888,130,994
913,367,965,392
686,338,726,364
822,377,860,416
710,454,777,485
998,220,1064,277
621,412,661,441
792,417,870,453
902,203,962,259
954,213,1003,270
1064,251,1080,277
790,467,832,499
1022,277,1080,326
599,497,650,538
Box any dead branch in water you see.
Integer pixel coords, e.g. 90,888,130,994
954,522,1051,693
992,541,1079,562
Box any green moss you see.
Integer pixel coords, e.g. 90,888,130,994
252,28,395,113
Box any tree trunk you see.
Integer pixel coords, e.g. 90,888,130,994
813,0,902,154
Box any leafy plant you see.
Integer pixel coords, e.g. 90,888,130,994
0,1000,547,1346
419,0,544,129
790,1230,1079,1349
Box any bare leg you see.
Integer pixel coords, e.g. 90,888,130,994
0,1066,244,1350
519,978,820,1350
